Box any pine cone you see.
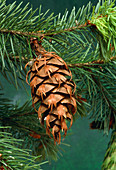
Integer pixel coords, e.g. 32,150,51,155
25,40,77,144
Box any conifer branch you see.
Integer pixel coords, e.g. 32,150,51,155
68,56,116,68
44,23,88,36
0,22,88,39
0,29,44,37
102,130,116,170
0,127,46,169
0,92,62,161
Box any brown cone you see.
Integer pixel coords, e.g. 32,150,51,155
25,39,77,144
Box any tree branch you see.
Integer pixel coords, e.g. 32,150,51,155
44,23,88,36
68,56,116,68
0,23,88,38
0,29,44,38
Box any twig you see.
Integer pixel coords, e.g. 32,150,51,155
44,23,87,36
0,29,44,37
0,23,87,38
68,56,116,68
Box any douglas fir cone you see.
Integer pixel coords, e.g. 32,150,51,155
25,38,77,144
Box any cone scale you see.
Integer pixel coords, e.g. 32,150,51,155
26,38,77,144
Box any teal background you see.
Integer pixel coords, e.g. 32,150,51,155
6,0,98,15
4,0,111,170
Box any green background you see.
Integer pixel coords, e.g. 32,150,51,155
3,0,111,169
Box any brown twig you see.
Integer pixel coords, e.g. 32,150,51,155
0,29,44,37
68,56,116,68
0,23,88,38
44,23,87,36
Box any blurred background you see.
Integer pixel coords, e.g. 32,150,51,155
4,0,111,169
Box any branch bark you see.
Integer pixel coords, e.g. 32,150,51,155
0,23,87,38
68,56,116,68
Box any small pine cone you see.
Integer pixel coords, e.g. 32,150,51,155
26,48,77,144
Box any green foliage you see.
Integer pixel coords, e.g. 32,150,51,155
72,61,116,134
91,0,116,42
0,0,115,86
102,130,116,170
0,0,97,87
0,92,63,162
0,127,48,169
91,0,116,60
0,0,56,88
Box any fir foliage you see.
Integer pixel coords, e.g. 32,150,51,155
0,91,62,162
0,0,116,169
102,130,116,170
0,127,48,169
